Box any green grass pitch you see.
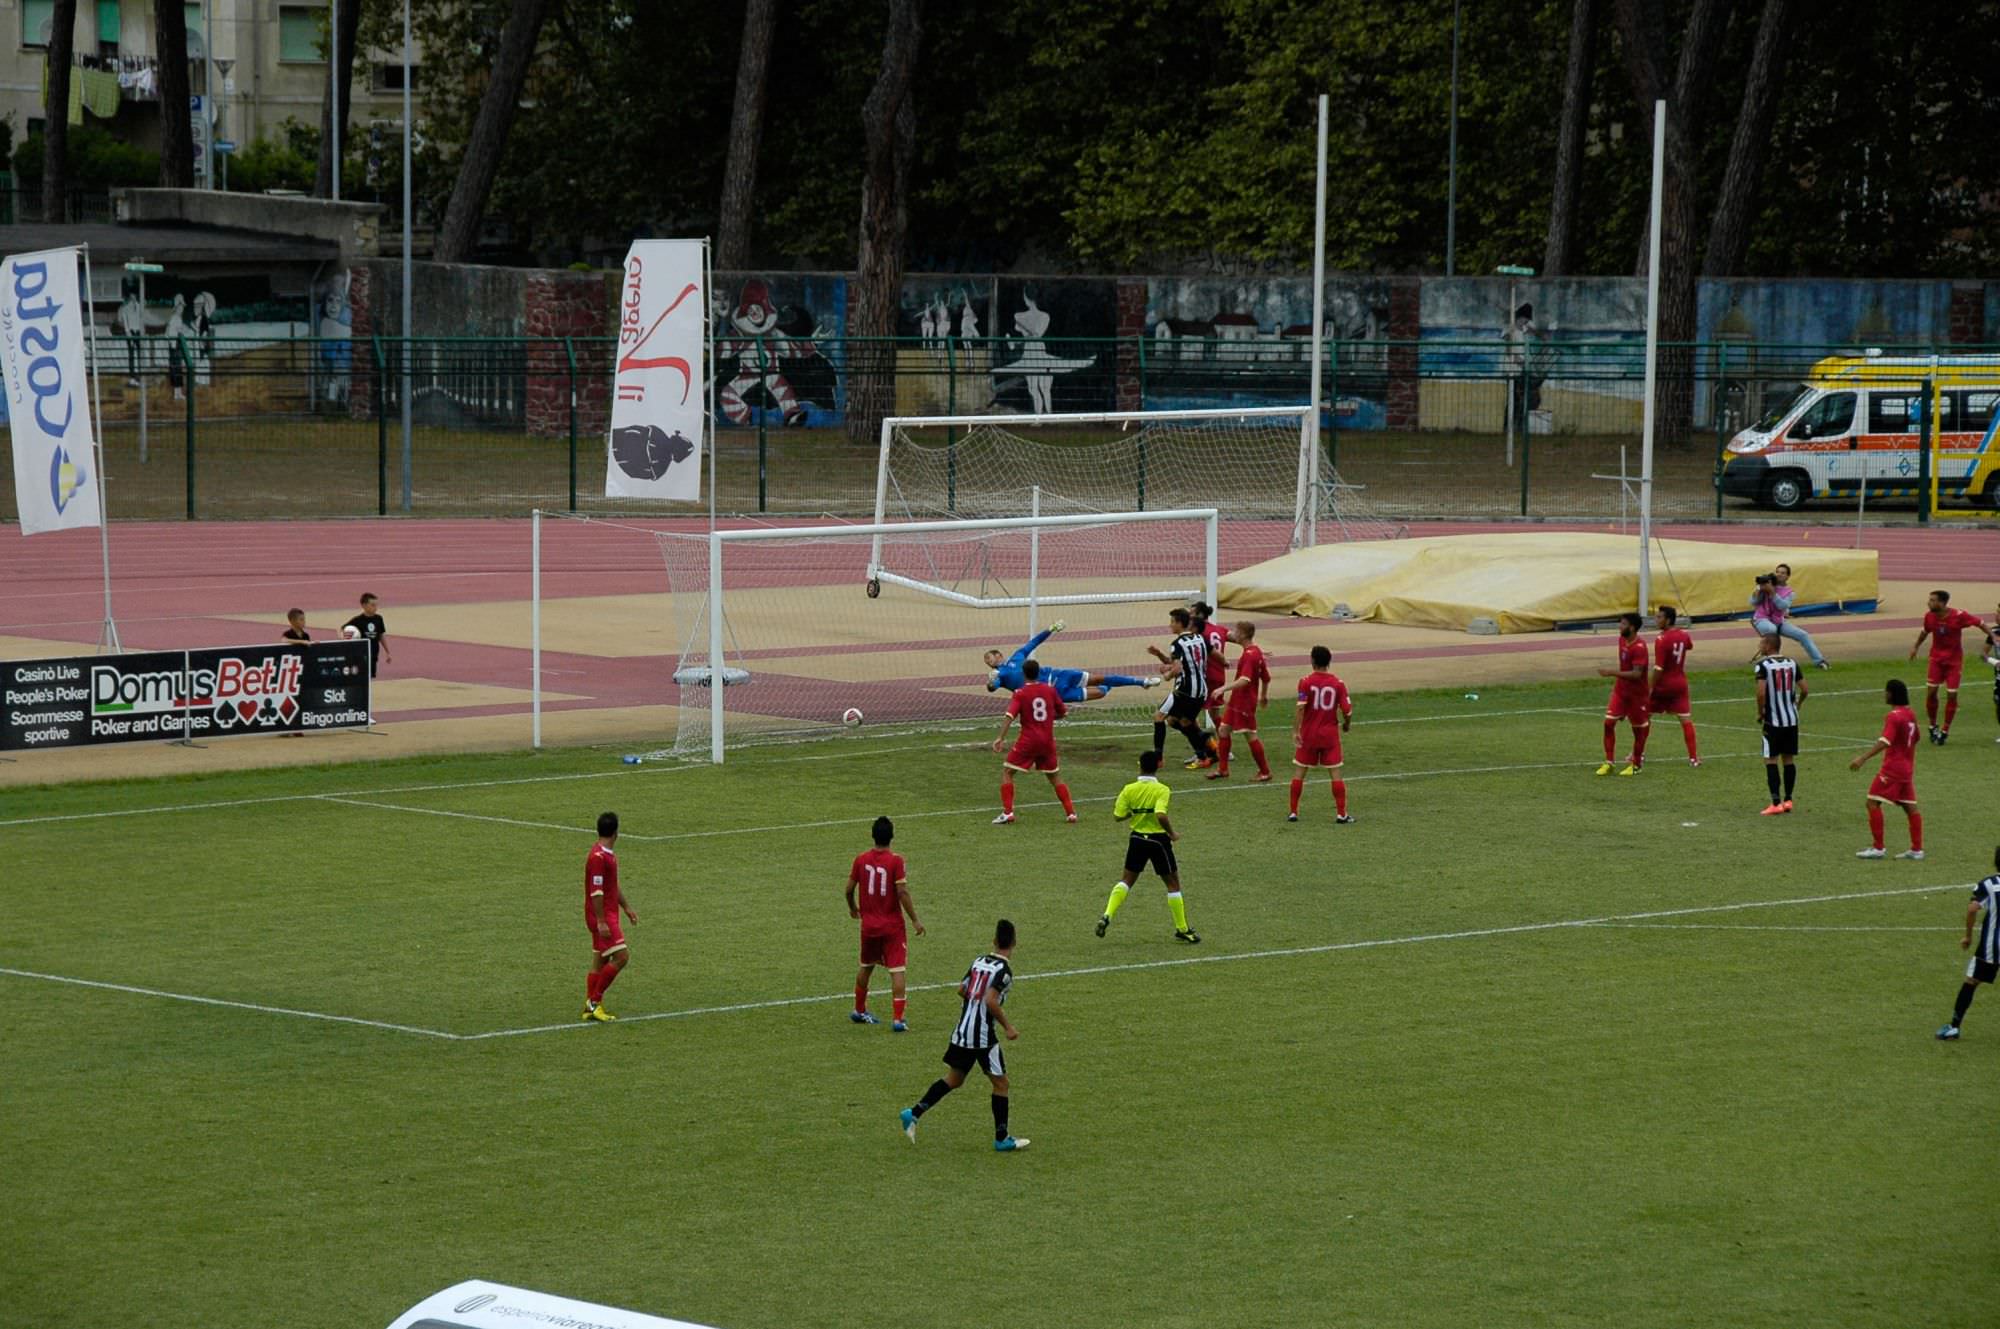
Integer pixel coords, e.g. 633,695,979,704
1,664,1994,1328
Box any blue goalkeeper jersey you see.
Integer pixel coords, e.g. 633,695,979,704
990,627,1056,692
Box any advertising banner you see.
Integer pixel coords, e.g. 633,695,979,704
607,238,707,502
0,246,101,534
1,641,372,752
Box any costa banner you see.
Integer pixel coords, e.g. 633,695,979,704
1,246,101,534
607,239,706,502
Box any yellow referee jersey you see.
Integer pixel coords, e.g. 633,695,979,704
1113,775,1171,834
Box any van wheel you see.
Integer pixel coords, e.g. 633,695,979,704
1978,475,2000,510
1762,472,1809,511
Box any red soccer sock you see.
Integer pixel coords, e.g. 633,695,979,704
854,981,870,1014
1908,810,1923,851
1926,691,1939,725
1000,781,1015,815
1054,782,1076,816
1681,720,1698,760
586,971,603,1005
1944,697,1958,731
1630,724,1650,763
1289,779,1304,814
1248,738,1270,776
1867,803,1886,850
1603,721,1618,761
1215,733,1232,773
597,964,621,1000
892,995,907,1023
1332,779,1348,815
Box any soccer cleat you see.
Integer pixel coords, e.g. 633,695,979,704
1897,849,1926,861
900,1108,919,1142
1065,812,1078,823
1594,763,1614,776
1689,758,1702,768
1174,928,1201,944
1252,771,1273,783
1184,756,1216,770
1928,726,1942,745
992,812,1015,825
1760,803,1785,816
994,1135,1030,1152
1048,618,1067,634
1286,812,1299,822
1206,768,1229,780
580,1003,597,1021
891,1019,908,1033
1780,800,1793,812
1617,763,1641,777
1937,730,1950,746
850,1010,880,1025
1855,847,1886,859
1815,659,1831,670
587,1005,617,1021
1336,813,1356,825
1142,675,1163,688
1936,1025,1961,1041
1094,915,1109,938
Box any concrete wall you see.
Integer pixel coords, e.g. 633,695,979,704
115,189,386,264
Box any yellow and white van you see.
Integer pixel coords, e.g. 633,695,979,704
1718,354,2000,510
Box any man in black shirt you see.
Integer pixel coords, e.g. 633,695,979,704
343,592,391,678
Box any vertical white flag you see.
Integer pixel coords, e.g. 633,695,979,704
606,239,706,501
2,246,101,534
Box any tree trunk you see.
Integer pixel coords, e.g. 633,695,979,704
432,0,553,264
156,0,195,188
41,0,75,223
1542,0,1596,276
1702,0,1795,277
314,0,365,199
716,0,778,271
846,0,923,445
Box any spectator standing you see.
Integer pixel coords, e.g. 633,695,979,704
343,593,391,678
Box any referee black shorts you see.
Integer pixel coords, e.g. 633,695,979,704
1761,724,1800,759
1123,831,1178,881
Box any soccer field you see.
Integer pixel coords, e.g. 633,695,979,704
1,665,1993,1328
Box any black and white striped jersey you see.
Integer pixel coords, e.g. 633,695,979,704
1170,632,1209,701
951,952,1013,1049
1754,655,1801,728
1973,876,1999,966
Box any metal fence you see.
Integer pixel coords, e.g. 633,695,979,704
15,332,1995,523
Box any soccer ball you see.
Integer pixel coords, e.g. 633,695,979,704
842,707,864,727
341,624,362,639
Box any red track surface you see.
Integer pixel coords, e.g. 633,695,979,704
5,517,1995,728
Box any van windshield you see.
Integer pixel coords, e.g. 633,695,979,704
1754,386,1812,432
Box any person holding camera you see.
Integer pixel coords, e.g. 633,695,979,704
1750,562,1827,669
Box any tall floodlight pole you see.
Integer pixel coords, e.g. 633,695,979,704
203,2,216,189
1638,100,1665,613
331,0,341,200
400,0,413,512
1446,0,1461,276
1307,93,1329,549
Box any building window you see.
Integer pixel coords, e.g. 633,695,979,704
279,5,323,63
23,0,56,48
97,0,120,48
372,62,417,93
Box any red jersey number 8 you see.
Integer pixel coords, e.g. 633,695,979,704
1030,696,1049,723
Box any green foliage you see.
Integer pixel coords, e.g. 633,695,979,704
225,117,320,195
2,665,1996,1325
14,121,157,188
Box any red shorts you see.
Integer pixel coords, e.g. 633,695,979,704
860,931,908,969
1607,690,1650,723
1868,769,1916,805
1926,655,1963,689
1223,698,1259,732
1004,737,1058,772
591,922,627,957
1649,683,1690,716
1294,741,1344,769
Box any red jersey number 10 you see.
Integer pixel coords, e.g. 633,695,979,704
1309,685,1340,711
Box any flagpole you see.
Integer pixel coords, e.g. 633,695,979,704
705,235,716,533
79,244,121,654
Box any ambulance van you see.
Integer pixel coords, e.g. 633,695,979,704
1717,354,2000,510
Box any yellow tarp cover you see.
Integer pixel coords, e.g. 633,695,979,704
1218,533,1880,633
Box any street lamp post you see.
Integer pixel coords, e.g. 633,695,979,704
1446,0,1461,276
401,0,413,512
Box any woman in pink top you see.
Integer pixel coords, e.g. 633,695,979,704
1750,562,1827,668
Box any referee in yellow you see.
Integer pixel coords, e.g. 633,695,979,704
1096,750,1200,944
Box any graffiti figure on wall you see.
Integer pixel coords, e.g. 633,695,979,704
994,292,1095,415
163,292,217,399
715,278,838,426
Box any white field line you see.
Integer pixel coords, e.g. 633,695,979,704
458,881,1971,1041
0,967,455,1038
4,883,1964,1042
310,795,649,839
1586,923,1950,933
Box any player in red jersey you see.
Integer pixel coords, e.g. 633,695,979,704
1851,678,1924,860
991,658,1078,825
1208,621,1273,781
1909,588,1990,745
1596,611,1651,776
1193,601,1230,731
847,815,925,1031
581,811,638,1022
1287,644,1354,823
1649,604,1699,766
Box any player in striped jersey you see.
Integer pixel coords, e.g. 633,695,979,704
1147,607,1218,767
899,920,1028,1151
1753,633,1808,815
1937,846,1999,1040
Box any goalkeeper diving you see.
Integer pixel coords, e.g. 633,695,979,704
984,621,1161,703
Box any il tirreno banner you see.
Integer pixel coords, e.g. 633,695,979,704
607,238,706,502
1,641,372,751
0,246,101,534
